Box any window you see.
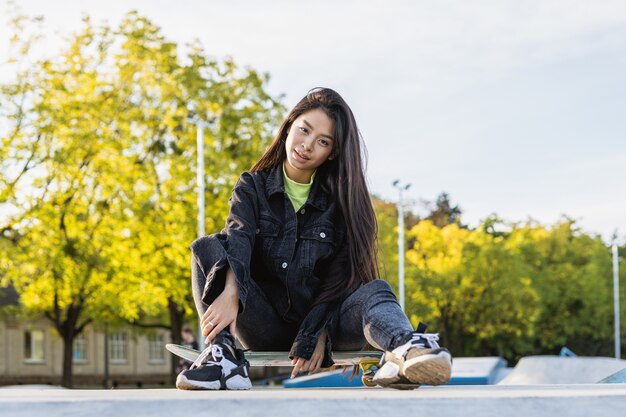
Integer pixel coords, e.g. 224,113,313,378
73,333,88,363
109,332,128,363
24,329,45,363
148,334,165,363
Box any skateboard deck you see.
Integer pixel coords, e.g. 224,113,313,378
166,344,420,389
165,343,381,366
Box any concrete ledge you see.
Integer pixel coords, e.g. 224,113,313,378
1,385,625,417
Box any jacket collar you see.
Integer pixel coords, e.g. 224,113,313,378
265,165,328,211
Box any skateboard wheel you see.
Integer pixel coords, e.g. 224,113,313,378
362,376,377,387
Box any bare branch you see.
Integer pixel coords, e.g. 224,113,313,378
74,318,92,336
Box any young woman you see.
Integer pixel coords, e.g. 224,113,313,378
177,88,452,390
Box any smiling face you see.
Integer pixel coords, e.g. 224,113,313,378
284,108,335,183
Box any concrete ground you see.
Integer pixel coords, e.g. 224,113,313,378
1,385,625,417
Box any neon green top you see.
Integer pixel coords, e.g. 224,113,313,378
282,163,314,212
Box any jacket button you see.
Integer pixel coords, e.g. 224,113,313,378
281,262,288,269
300,208,306,214
320,232,326,239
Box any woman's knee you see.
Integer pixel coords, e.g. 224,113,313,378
190,234,228,275
356,279,399,308
341,279,397,314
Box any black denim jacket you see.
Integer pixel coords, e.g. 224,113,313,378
201,166,348,367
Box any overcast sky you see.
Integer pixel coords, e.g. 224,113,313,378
1,0,625,242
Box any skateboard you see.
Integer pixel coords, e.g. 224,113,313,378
166,343,418,389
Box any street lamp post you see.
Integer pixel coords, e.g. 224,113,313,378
393,180,411,312
613,243,621,359
195,121,206,239
188,115,208,350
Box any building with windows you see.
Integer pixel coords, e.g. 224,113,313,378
0,287,173,387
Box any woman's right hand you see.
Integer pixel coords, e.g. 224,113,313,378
201,267,239,344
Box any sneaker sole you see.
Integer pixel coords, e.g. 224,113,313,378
402,350,452,385
373,368,421,390
176,373,221,390
371,360,402,386
388,383,420,390
176,374,252,390
225,375,253,390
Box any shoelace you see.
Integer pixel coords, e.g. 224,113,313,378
389,332,441,359
189,343,224,370
412,332,440,349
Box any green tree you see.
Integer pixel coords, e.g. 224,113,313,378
1,11,46,271
373,191,620,361
1,11,283,387
424,192,462,228
373,196,422,293
405,220,539,359
507,219,615,356
373,197,398,290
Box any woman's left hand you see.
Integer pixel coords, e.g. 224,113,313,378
290,330,327,378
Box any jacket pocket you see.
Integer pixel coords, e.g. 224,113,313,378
256,215,281,264
256,216,280,237
299,222,336,273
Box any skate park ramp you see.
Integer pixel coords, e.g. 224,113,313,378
498,356,626,385
284,356,508,387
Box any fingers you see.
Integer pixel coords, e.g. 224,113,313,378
201,313,239,344
291,351,328,378
308,351,323,374
200,309,214,337
310,354,322,374
291,357,306,379
203,322,215,344
229,320,238,341
201,315,216,338
201,289,239,343
200,308,219,343
206,318,229,344
204,316,238,344
291,355,324,378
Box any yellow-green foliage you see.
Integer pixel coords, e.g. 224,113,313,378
374,199,622,360
1,12,283,341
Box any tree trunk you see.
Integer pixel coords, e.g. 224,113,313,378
61,333,74,388
168,298,185,385
439,307,453,352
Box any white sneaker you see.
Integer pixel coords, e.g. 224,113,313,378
373,326,452,387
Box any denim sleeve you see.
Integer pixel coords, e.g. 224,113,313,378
288,301,340,368
199,172,259,312
288,241,350,367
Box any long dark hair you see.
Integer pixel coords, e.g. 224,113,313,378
251,88,378,302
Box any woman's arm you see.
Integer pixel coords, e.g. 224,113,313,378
201,266,239,344
199,172,259,314
289,241,350,373
291,329,327,377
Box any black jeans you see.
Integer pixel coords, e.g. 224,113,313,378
191,252,415,353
